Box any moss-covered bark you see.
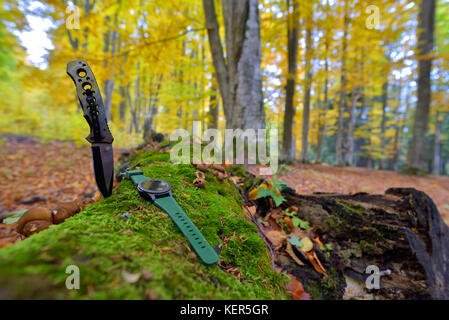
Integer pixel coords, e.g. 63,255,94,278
0,148,289,299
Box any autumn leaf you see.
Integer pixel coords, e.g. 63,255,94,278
286,274,311,300
266,230,287,249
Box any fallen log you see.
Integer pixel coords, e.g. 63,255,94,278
249,184,449,299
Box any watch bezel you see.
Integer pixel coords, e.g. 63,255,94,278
137,179,171,195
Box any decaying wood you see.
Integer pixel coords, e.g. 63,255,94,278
237,167,449,300
272,187,449,299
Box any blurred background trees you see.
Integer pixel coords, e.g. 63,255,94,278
0,0,448,174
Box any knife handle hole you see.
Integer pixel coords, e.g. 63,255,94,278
83,82,92,90
77,69,87,78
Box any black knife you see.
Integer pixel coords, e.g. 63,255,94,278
66,59,114,198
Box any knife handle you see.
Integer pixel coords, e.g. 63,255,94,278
66,59,114,144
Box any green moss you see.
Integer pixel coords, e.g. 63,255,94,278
335,201,365,215
303,266,344,300
0,148,289,300
359,240,381,256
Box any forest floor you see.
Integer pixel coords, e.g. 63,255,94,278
1,134,448,224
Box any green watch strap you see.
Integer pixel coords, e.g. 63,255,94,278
124,170,148,185
123,170,218,265
154,196,219,265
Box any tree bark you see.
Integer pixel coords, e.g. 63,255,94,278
407,0,436,171
203,0,265,129
209,77,219,129
282,0,300,162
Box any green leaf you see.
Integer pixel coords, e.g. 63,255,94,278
3,209,27,224
257,186,285,207
289,235,303,248
273,178,288,191
292,217,300,227
325,243,333,251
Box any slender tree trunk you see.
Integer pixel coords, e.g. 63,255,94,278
380,81,388,169
282,0,299,162
143,74,163,143
345,90,360,166
300,25,313,163
133,62,141,134
407,0,436,171
102,11,118,121
433,111,441,175
203,0,265,129
336,0,349,165
315,65,328,163
316,0,330,163
391,82,404,171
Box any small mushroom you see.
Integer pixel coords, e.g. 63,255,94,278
16,200,89,237
212,169,227,181
211,164,226,173
16,207,53,236
52,200,84,224
193,171,206,188
194,163,209,172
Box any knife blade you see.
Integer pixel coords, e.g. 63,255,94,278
66,59,114,198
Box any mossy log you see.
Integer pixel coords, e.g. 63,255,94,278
1,141,448,300
263,187,449,300
0,148,289,299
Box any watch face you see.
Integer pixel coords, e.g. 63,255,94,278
138,179,171,194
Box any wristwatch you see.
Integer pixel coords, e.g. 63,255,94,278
123,170,219,265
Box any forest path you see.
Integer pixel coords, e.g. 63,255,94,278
0,134,123,215
250,163,449,224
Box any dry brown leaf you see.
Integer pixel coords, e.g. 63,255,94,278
291,227,308,239
286,274,311,300
306,250,328,277
285,241,304,266
244,205,257,220
313,235,325,248
284,216,294,229
266,230,286,249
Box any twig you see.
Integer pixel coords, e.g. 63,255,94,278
232,181,276,269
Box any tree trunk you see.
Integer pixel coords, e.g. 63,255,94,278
300,25,313,163
336,0,349,166
391,82,404,171
407,0,436,171
281,0,300,162
315,1,330,163
345,90,360,166
433,111,441,175
143,74,163,144
380,81,388,169
102,12,119,121
203,0,265,129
